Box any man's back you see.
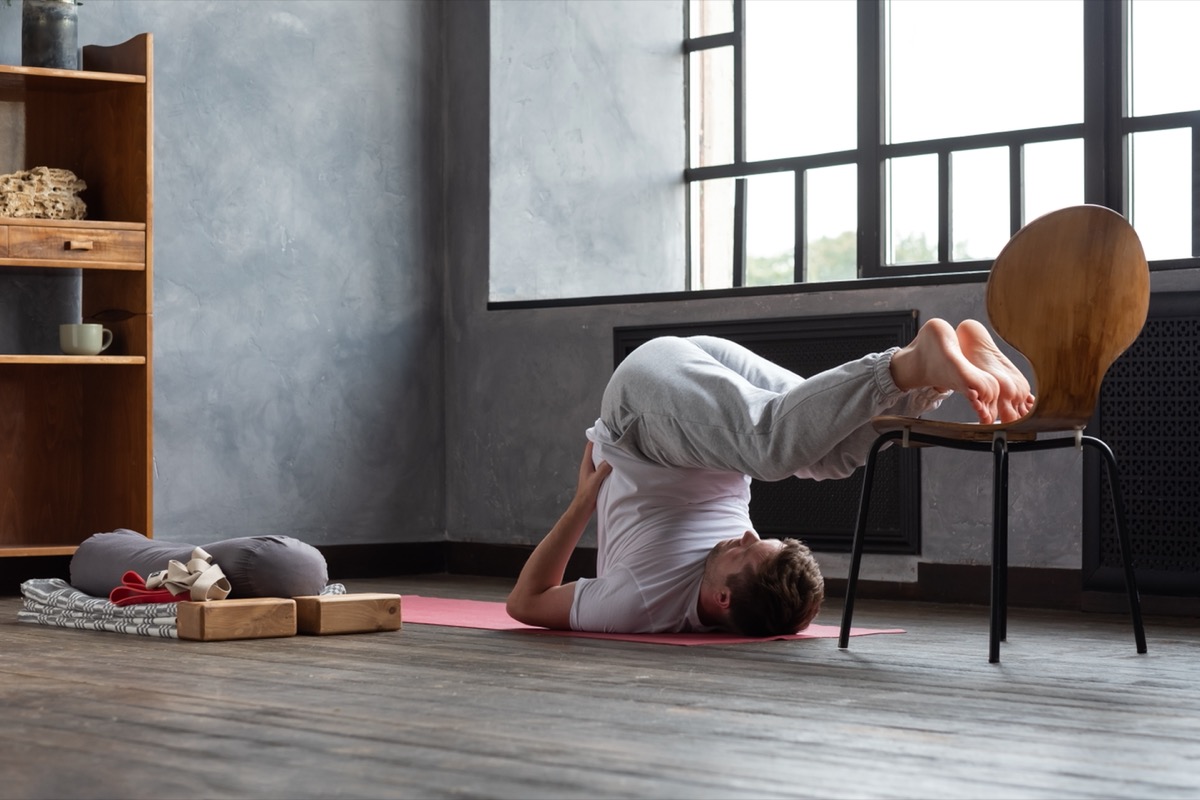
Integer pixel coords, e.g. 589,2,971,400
567,421,752,633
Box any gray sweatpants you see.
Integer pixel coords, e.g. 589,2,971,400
599,335,945,482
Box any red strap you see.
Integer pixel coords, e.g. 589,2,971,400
109,570,182,607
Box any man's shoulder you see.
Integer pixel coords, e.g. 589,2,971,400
571,567,653,632
572,564,705,634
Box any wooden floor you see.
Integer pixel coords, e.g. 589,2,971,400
3,574,1199,800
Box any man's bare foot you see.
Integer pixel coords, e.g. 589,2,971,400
956,320,1035,422
890,318,1000,424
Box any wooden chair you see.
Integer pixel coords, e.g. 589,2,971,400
838,205,1150,663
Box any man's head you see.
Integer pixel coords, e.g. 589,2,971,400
699,530,825,637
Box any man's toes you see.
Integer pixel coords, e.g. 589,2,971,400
972,396,998,425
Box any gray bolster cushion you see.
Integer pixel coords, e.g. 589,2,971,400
70,528,329,599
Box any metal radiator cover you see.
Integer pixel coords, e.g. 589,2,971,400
1085,291,1200,595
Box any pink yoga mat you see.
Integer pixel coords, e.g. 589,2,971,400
401,595,902,646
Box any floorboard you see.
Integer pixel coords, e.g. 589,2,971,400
2,574,1199,799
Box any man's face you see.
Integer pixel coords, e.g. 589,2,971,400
706,530,782,586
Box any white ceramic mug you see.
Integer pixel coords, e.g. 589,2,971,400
60,323,113,356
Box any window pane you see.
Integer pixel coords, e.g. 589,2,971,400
691,178,735,290
1130,129,1192,260
951,147,1009,261
887,0,1083,144
746,172,794,287
1129,0,1200,116
745,0,855,161
690,47,734,168
887,155,938,265
689,0,732,38
1023,139,1084,224
806,164,857,282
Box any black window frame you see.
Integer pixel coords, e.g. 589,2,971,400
683,0,1200,289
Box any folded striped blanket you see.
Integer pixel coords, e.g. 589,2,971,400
17,577,346,638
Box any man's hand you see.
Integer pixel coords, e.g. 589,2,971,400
572,441,613,515
505,441,611,629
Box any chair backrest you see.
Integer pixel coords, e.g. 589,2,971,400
986,204,1150,432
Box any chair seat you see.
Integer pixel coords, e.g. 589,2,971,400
870,414,1040,443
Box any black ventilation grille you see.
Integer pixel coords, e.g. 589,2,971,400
1084,292,1200,595
613,312,920,555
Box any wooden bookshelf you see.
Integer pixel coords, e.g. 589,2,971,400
0,34,153,557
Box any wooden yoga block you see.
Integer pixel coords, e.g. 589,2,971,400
293,593,403,635
176,598,297,642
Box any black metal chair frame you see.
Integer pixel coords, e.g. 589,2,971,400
838,429,1148,664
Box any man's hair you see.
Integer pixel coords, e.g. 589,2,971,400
725,538,824,637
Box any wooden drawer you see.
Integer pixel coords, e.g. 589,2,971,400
5,224,145,264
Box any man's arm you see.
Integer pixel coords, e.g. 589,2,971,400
506,441,612,629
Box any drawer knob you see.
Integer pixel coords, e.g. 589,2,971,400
65,240,94,251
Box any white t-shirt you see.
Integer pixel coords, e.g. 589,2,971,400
569,419,754,633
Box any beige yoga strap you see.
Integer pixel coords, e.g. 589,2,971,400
145,546,232,601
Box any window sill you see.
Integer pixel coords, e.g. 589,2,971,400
488,269,990,311
487,256,1200,311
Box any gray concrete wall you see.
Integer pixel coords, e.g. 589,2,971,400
0,1,447,546
488,0,686,300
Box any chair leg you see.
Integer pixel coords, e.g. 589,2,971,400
1083,436,1148,654
839,434,892,649
998,445,1009,643
989,435,1009,664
